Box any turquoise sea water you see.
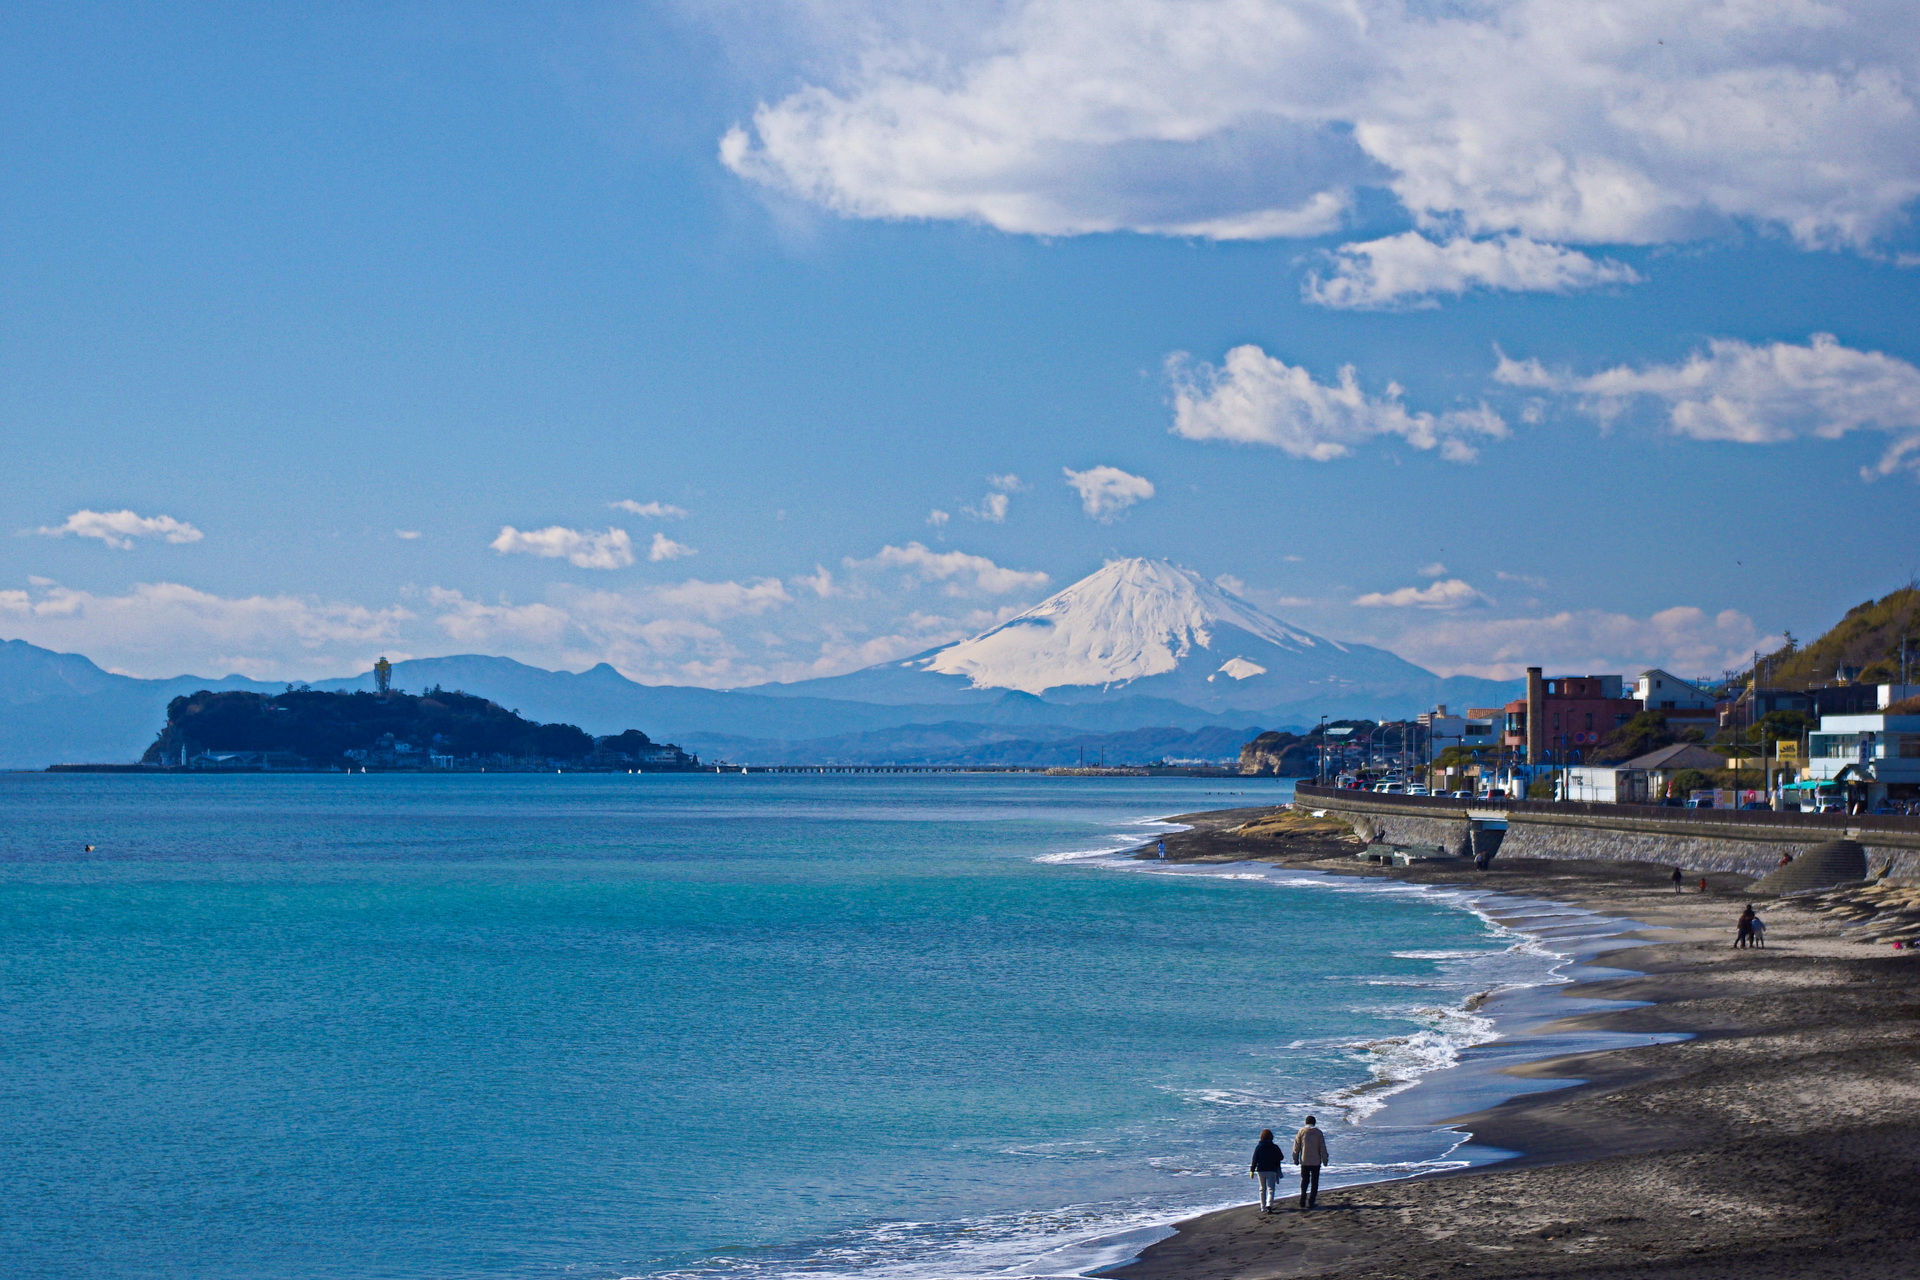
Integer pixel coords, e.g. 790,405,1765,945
0,774,1563,1279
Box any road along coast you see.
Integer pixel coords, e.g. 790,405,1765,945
1105,806,1920,1280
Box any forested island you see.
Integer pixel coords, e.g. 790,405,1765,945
132,687,700,772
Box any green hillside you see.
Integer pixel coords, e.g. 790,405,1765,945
1759,585,1919,688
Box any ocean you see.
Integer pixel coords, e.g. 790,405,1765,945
0,773,1573,1279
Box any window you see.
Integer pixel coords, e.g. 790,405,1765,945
1901,736,1920,760
1585,712,1594,730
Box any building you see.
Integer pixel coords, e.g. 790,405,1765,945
1505,669,1643,764
1634,669,1714,710
189,750,306,770
1798,707,1920,809
1562,743,1731,804
1418,704,1500,755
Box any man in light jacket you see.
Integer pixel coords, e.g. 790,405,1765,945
1293,1116,1330,1210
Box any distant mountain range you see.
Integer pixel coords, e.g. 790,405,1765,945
0,558,1516,768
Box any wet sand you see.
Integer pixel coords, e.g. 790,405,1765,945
1107,805,1920,1280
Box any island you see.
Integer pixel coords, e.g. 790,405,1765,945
128,687,701,772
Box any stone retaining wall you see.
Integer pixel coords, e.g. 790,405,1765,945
1292,785,1920,878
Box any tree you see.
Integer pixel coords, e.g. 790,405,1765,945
1668,768,1714,799
1590,710,1675,764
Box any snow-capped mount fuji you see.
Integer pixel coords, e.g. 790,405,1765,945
764,558,1512,717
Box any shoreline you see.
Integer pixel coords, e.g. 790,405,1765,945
1098,804,1920,1280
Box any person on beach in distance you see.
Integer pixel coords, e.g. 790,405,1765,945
1293,1116,1329,1210
1672,867,1684,893
1736,904,1756,948
1249,1129,1283,1213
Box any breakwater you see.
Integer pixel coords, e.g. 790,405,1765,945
1291,784,1920,878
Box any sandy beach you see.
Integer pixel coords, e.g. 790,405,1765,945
1108,805,1920,1280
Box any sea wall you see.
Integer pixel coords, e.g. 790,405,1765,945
1291,785,1920,878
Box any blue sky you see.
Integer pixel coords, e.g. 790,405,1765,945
5,1,1920,686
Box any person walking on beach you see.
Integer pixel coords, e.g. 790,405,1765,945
1249,1129,1283,1213
1735,904,1755,949
1672,867,1684,893
1750,911,1766,948
1293,1116,1329,1210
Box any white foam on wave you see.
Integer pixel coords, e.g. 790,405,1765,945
640,1193,1243,1280
1317,1003,1502,1120
1034,815,1190,864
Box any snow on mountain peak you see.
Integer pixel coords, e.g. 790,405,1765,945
919,557,1325,695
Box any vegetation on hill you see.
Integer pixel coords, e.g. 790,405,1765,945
1757,585,1919,688
1589,710,1710,764
1239,729,1313,776
142,687,644,767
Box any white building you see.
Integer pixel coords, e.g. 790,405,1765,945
1634,669,1714,711
1418,704,1499,755
1800,711,1920,809
1562,743,1730,804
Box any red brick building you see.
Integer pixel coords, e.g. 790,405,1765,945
1504,670,1642,763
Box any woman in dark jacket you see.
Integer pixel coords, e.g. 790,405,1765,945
1249,1129,1284,1212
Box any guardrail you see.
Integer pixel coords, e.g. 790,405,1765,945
1292,783,1920,834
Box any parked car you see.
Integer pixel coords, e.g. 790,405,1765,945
1686,798,1714,809
1449,789,1475,799
1405,784,1430,796
1478,788,1508,800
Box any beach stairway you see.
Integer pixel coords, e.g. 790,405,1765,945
1748,840,1869,896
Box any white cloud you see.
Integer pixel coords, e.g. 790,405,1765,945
987,474,1025,492
36,509,203,550
1353,579,1490,609
718,0,1920,252
964,492,1010,522
395,529,422,540
1170,346,1508,462
426,588,572,645
1418,562,1447,578
648,531,697,561
489,525,635,570
795,565,837,597
926,509,950,527
1496,570,1548,588
612,500,689,518
861,542,1051,594
1214,574,1247,595
649,577,791,620
1062,465,1154,520
1380,605,1778,682
1304,233,1640,308
0,579,410,679
1496,333,1920,478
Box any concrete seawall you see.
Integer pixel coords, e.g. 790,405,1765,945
1291,784,1920,878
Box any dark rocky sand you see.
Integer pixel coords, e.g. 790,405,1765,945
1106,806,1920,1280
